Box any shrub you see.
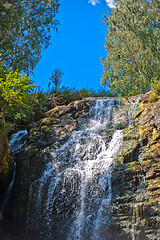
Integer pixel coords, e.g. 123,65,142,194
149,92,158,102
150,79,160,95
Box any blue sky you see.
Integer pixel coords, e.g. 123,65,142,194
32,0,115,91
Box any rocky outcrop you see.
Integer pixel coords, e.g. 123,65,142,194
10,99,91,230
2,95,159,240
112,94,160,240
0,112,13,193
0,112,13,239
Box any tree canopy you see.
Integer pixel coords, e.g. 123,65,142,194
0,0,59,73
101,0,160,96
0,63,33,109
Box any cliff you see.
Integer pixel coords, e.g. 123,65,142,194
0,94,159,240
112,93,160,240
0,112,13,193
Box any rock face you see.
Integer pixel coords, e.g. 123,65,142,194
2,95,160,240
0,112,13,239
11,99,91,230
0,112,13,194
112,94,160,240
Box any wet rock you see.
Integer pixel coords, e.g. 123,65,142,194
8,98,91,232
0,113,13,195
2,95,159,240
112,94,160,240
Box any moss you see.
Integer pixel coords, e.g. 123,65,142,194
122,97,130,105
111,93,160,239
52,112,58,118
48,118,59,125
138,124,153,136
0,122,13,137
39,125,52,138
150,79,160,95
121,139,138,155
124,126,139,140
124,161,140,172
149,92,158,102
152,128,160,141
140,159,154,172
138,125,157,146
0,137,12,185
145,142,160,159
114,123,125,130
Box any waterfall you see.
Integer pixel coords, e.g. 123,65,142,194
9,129,28,153
1,130,28,213
1,162,16,212
131,207,136,240
27,99,123,240
128,96,141,127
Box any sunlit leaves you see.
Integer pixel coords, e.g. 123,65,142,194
0,64,33,108
101,0,160,96
0,0,59,73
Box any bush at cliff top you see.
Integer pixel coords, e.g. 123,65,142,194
151,79,160,95
0,63,34,123
0,64,33,108
47,86,114,108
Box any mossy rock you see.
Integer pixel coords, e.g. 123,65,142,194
124,126,139,140
124,161,141,172
114,123,125,130
0,134,13,189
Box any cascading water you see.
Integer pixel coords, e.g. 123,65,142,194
9,130,28,154
26,99,123,240
1,130,28,213
128,97,141,127
1,162,16,212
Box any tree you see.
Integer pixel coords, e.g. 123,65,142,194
48,68,64,92
0,63,33,116
101,0,160,96
0,0,59,73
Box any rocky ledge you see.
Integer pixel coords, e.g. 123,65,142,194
112,93,160,240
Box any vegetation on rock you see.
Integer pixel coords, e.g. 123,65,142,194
113,93,160,240
0,0,160,239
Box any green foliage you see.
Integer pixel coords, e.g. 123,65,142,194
4,87,48,125
125,161,139,172
0,63,35,125
48,68,64,92
47,86,114,108
101,0,160,96
150,79,160,95
26,87,48,123
0,0,59,73
149,78,160,102
0,122,13,137
114,123,124,130
149,92,158,102
0,65,33,108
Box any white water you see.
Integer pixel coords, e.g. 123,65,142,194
67,130,123,240
9,130,28,153
128,97,141,127
1,130,28,213
1,162,16,212
27,99,123,240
